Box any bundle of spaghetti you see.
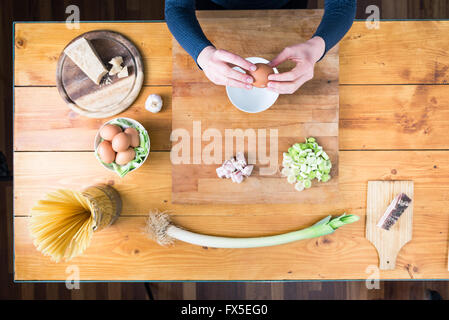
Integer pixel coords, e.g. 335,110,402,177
29,189,95,262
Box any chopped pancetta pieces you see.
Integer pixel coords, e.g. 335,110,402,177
231,171,244,184
216,153,254,183
231,157,244,171
241,165,253,177
236,152,247,167
216,166,227,179
222,160,235,173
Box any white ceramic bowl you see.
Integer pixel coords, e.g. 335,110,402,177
94,117,150,176
226,57,279,113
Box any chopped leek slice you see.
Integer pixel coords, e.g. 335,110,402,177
303,179,312,188
287,175,297,184
295,182,305,191
281,167,291,177
281,137,332,192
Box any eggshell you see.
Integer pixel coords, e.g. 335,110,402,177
125,127,140,148
246,63,274,88
115,148,136,166
100,124,122,141
112,132,131,152
97,140,116,164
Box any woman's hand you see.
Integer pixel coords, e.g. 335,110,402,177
197,46,257,89
267,37,325,94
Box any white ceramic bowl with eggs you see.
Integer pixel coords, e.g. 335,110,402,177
226,57,279,113
94,117,150,176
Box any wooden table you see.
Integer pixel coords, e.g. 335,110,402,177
13,11,449,281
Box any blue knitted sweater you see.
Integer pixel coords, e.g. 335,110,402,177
165,0,356,63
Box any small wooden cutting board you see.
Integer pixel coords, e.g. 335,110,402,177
56,30,144,118
366,181,414,270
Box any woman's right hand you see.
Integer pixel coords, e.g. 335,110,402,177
197,46,257,89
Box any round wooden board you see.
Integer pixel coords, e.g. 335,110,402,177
56,30,144,118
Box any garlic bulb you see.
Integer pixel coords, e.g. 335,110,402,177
145,94,163,113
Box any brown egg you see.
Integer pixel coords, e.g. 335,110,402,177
112,132,131,152
100,124,122,141
125,127,140,148
97,140,116,164
245,63,274,88
115,148,136,165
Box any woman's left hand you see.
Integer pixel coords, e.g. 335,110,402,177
267,36,325,94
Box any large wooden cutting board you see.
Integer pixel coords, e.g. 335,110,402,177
172,10,339,204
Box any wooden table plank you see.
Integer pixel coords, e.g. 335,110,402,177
340,21,449,84
15,84,449,151
14,150,449,216
14,20,449,87
340,85,449,149
14,22,172,86
14,210,449,280
14,86,172,151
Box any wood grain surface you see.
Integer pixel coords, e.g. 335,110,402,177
14,21,449,87
13,209,449,280
366,181,414,270
14,86,172,151
14,84,449,151
13,17,449,280
340,21,449,84
14,21,449,151
13,151,449,279
172,10,339,204
340,85,449,149
13,151,449,217
14,22,171,86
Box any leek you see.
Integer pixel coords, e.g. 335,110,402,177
145,212,359,248
282,137,332,191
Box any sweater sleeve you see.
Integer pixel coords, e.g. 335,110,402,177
313,0,356,57
165,0,214,64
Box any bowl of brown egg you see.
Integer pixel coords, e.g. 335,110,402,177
94,117,150,177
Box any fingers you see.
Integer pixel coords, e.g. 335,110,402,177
266,80,300,94
206,71,252,89
215,49,257,71
269,47,293,67
267,74,311,94
224,77,253,89
219,65,254,84
201,49,256,89
268,63,309,82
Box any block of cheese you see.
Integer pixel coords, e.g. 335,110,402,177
64,37,108,85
